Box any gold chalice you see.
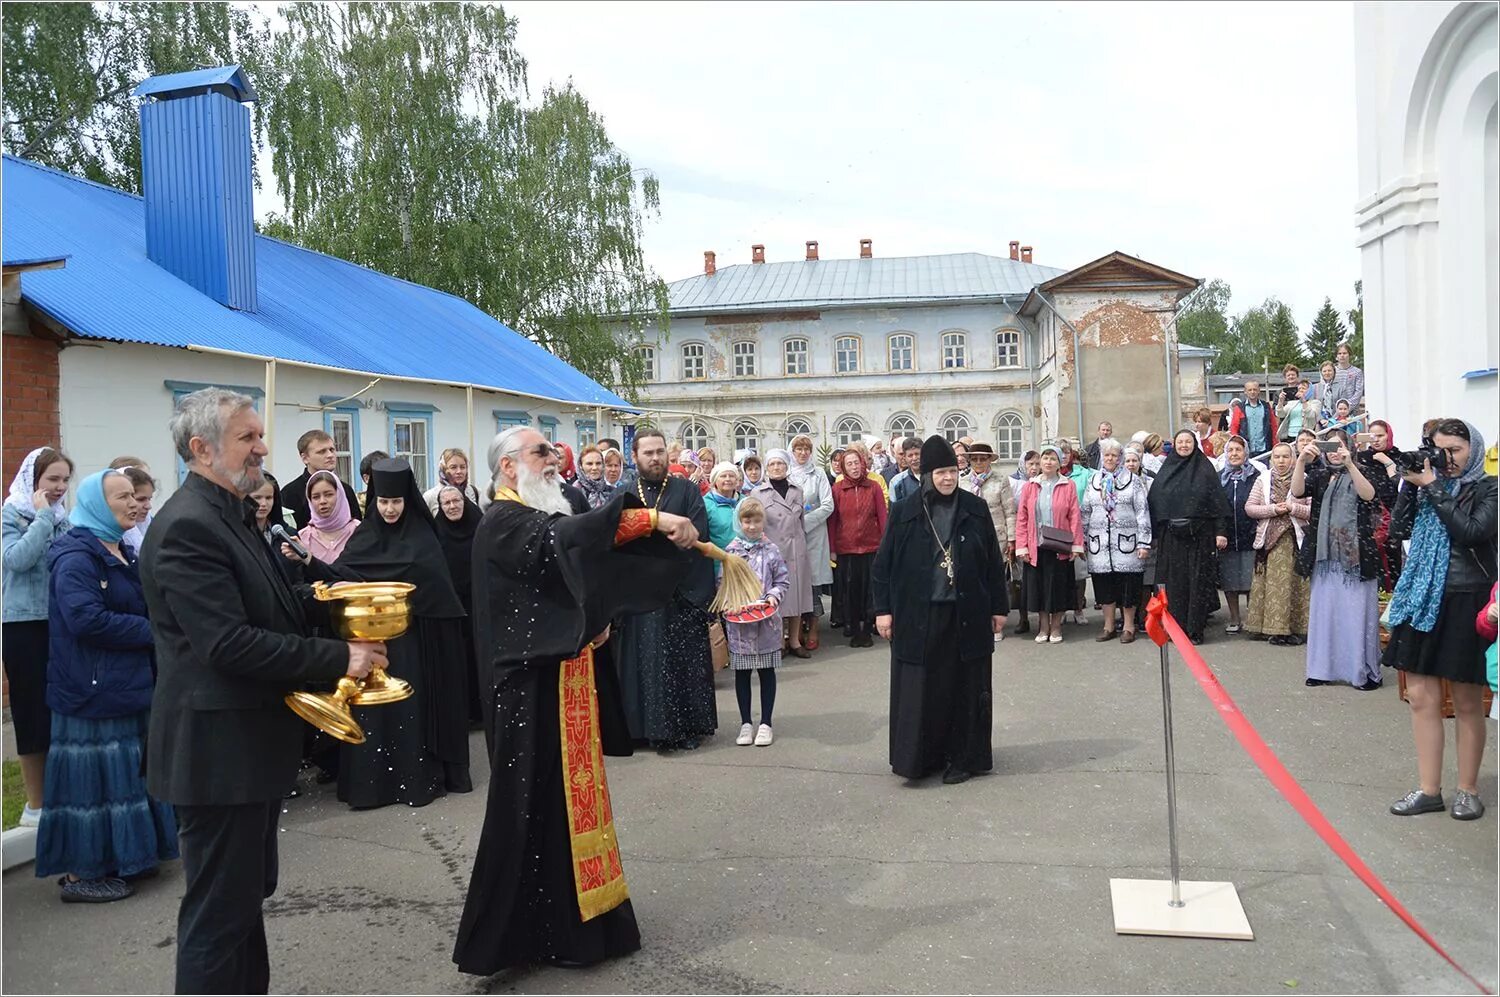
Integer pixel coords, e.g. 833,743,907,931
283,581,416,744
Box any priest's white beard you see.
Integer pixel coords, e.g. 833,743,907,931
515,460,573,517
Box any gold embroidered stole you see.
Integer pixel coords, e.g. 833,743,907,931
559,645,629,921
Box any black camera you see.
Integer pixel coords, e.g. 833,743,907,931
1388,441,1448,475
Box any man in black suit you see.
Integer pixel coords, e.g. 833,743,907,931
280,428,363,530
142,388,387,994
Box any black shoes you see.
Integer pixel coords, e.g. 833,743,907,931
1305,678,1330,687
941,767,971,785
1356,679,1383,692
1390,789,1446,816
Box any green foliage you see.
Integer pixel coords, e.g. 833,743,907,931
817,442,835,472
1263,301,1305,371
1176,277,1232,357
259,2,667,396
2,2,270,192
1304,297,1348,366
1345,280,1364,364
1212,297,1302,374
2,760,23,832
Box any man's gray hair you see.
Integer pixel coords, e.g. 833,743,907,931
487,425,533,489
170,387,256,463
1098,437,1124,457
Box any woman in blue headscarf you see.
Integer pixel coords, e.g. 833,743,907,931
35,470,178,903
1383,419,1496,821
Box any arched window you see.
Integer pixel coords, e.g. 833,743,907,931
783,338,809,376
680,420,710,451
733,420,760,453
886,413,918,438
994,411,1025,461
888,333,915,371
995,329,1022,368
835,336,861,373
732,341,757,378
681,343,706,380
634,345,657,381
833,415,866,446
941,332,967,369
783,417,813,443
939,411,973,442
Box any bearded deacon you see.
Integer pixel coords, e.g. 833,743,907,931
611,429,718,751
453,427,699,975
873,435,1008,785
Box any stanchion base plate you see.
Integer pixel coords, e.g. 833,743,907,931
1109,878,1253,940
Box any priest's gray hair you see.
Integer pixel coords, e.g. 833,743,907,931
487,426,533,490
170,387,256,463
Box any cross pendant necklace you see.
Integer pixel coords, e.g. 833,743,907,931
922,501,956,587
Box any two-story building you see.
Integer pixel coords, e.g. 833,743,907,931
629,240,1212,463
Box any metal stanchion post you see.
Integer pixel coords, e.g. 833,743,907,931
1159,641,1184,908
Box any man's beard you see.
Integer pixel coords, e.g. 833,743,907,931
215,452,263,495
638,459,666,483
516,460,572,517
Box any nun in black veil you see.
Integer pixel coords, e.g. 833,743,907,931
432,484,485,729
296,459,473,809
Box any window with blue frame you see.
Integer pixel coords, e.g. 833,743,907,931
576,419,597,448
494,410,530,433
386,402,436,489
320,396,362,485
538,416,559,443
165,380,264,484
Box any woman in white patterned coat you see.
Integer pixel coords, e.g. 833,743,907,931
1080,438,1152,643
787,434,835,648
749,449,814,658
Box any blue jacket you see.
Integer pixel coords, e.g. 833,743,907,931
1222,471,1259,552
46,527,156,719
2,502,71,622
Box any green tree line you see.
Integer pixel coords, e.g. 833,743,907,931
3,1,667,397
1177,278,1364,376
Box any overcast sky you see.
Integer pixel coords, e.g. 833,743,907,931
499,0,1362,327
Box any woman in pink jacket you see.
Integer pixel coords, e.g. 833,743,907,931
1014,445,1086,644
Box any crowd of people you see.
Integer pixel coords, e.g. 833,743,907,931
0,347,1495,984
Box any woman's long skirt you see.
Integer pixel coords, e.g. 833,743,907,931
833,553,875,636
1156,522,1219,641
1245,534,1309,637
1024,554,1075,614
34,711,178,880
1305,562,1381,686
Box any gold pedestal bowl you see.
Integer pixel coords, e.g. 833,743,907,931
284,581,417,744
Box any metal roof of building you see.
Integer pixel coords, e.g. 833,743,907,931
2,155,632,410
132,65,257,103
667,252,1068,315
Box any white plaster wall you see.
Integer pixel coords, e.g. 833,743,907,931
1354,1,1499,440
58,341,597,497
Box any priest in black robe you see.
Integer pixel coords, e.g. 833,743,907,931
611,430,718,750
873,436,1008,784
453,427,698,976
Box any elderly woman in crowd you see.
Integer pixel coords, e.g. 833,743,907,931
37,469,176,903
602,446,627,487
828,448,888,647
750,449,813,658
1124,446,1158,628
1310,361,1340,423
1148,430,1232,645
573,444,615,510
1218,436,1260,634
1080,438,1151,643
1014,445,1085,644
1292,430,1389,690
705,462,743,550
1382,419,1494,819
3,447,74,830
424,448,485,514
788,434,835,651
1244,443,1312,645
433,484,485,727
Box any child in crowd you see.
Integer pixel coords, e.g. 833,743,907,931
724,498,788,747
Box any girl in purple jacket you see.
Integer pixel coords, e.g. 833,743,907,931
725,498,789,747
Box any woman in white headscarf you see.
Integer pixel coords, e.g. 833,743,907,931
787,434,835,651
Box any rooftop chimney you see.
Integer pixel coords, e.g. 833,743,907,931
805,240,819,261
859,238,873,259
1021,245,1034,264
752,244,766,264
704,250,717,276
134,66,259,311
1009,240,1020,261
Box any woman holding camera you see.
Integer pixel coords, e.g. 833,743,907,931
1383,420,1495,821
1292,430,1390,690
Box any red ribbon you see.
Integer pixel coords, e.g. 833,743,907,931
1147,599,1492,995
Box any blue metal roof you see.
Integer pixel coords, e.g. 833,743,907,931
668,252,1067,315
1,155,634,410
132,65,257,103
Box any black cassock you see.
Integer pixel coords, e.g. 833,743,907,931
453,491,685,975
873,486,1007,779
612,475,718,747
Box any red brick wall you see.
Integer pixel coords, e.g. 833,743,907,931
3,332,62,471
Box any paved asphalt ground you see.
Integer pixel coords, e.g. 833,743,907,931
4,620,1496,994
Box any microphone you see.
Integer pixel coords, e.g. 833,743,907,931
270,524,310,561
